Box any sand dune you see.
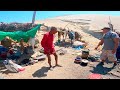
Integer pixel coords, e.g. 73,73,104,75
35,14,120,32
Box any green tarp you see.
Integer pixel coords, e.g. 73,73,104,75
0,24,41,42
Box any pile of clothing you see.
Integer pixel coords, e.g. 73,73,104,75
19,51,46,66
72,41,85,50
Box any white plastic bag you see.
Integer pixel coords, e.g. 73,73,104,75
3,60,25,73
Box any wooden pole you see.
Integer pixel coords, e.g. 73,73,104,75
32,11,36,25
108,16,114,31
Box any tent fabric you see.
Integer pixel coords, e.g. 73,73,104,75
0,24,41,42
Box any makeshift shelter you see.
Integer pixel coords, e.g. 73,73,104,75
0,24,41,42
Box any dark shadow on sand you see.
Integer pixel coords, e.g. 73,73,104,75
81,27,103,39
32,66,50,77
90,63,115,75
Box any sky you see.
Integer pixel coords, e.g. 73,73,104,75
0,11,120,23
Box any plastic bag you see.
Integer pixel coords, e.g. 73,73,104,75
3,60,25,73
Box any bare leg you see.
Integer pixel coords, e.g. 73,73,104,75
53,53,62,67
53,53,58,66
47,54,52,68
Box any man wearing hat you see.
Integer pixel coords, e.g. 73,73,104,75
95,27,119,66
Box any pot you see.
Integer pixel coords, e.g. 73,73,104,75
81,59,89,66
81,49,89,59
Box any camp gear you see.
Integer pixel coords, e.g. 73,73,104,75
74,57,82,64
75,57,82,61
74,60,81,64
0,24,41,42
87,55,99,62
81,49,89,59
20,59,30,65
81,59,89,66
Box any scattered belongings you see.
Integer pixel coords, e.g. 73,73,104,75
81,49,89,59
88,73,102,79
31,51,46,60
56,48,67,55
31,51,42,58
20,59,30,66
55,40,65,46
19,55,46,66
39,48,44,53
88,56,96,62
35,54,46,61
72,45,84,50
73,41,85,46
3,59,25,73
80,59,89,66
72,41,85,50
59,49,67,55
87,55,100,62
74,56,82,64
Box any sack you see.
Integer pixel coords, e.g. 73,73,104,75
3,60,25,73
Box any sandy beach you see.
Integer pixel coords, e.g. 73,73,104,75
1,14,120,79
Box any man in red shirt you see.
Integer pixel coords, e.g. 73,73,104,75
41,27,61,69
